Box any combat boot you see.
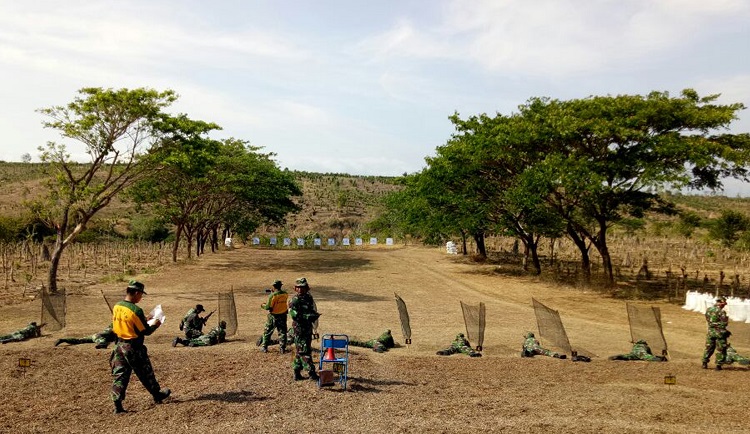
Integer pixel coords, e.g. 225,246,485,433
293,368,304,381
260,346,268,353
171,337,180,347
95,343,108,349
308,370,319,381
54,339,63,347
702,361,708,369
715,364,722,371
154,388,171,403
113,400,128,414
469,352,482,357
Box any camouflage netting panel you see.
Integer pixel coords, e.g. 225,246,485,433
218,290,238,336
460,301,486,347
41,288,66,331
626,303,668,354
395,293,412,342
532,298,572,355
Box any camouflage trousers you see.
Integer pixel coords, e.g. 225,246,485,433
439,344,480,357
186,335,217,347
59,336,96,345
184,327,203,340
291,323,315,373
261,313,288,349
523,346,559,357
702,333,728,366
0,332,25,343
350,339,387,353
611,352,662,361
726,348,750,366
110,342,162,402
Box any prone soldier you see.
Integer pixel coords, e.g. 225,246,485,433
436,333,482,357
55,325,116,349
609,339,667,361
0,321,44,344
521,332,566,359
173,321,227,347
350,329,396,353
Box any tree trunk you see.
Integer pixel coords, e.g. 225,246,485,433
591,219,615,286
473,232,487,258
567,224,591,282
172,224,183,262
460,230,468,256
47,240,65,293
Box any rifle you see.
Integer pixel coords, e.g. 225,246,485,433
202,311,215,324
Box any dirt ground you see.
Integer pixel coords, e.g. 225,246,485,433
1,245,749,434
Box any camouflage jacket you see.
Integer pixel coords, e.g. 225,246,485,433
181,308,204,333
705,305,728,334
289,292,319,326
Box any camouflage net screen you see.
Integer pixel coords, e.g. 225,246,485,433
41,288,66,331
460,301,485,348
626,303,668,354
532,298,572,355
218,290,238,336
394,293,412,343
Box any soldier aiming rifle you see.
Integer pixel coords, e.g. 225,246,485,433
179,304,213,339
1,322,45,344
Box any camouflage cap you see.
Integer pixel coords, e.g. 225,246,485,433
636,339,647,345
195,304,205,313
295,277,309,287
126,280,147,294
716,296,727,304
272,280,283,288
525,331,535,339
219,320,227,329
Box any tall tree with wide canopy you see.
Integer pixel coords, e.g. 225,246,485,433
516,90,750,284
32,87,177,293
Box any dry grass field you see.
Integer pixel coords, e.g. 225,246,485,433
1,245,749,434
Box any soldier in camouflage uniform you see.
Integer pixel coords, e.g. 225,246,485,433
608,339,666,361
725,345,750,366
289,277,321,381
110,281,170,414
702,296,729,370
179,304,209,339
0,321,43,344
55,325,116,349
259,280,289,354
173,321,227,347
436,333,482,357
350,329,396,353
520,332,566,359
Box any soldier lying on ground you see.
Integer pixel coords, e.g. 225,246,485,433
725,344,750,366
350,329,396,353
521,332,566,359
436,333,482,357
1,322,44,344
55,325,116,349
173,321,227,347
608,339,666,361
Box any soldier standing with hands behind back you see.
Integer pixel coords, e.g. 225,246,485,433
289,277,321,381
110,280,170,414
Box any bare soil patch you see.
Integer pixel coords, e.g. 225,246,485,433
1,246,749,433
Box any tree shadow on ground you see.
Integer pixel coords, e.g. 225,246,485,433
183,389,271,403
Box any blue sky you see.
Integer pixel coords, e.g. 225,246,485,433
1,1,749,193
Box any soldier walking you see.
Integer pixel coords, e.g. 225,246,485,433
289,277,321,381
702,296,729,370
110,280,170,414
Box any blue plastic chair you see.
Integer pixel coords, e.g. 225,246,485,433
318,334,349,390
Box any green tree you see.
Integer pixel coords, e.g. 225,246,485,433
709,210,750,247
32,87,177,292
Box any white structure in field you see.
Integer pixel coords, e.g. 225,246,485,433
446,241,458,254
683,291,750,323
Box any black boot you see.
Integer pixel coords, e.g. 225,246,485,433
294,369,304,381
715,364,722,371
171,337,181,347
154,388,171,403
702,361,708,369
54,339,63,347
113,400,128,414
308,370,319,381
